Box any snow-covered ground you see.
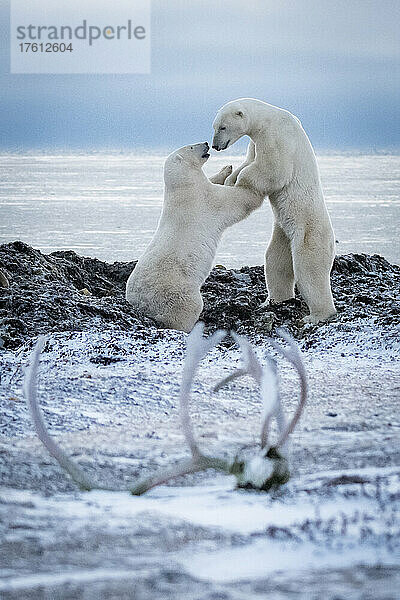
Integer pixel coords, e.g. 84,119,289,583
1,321,399,599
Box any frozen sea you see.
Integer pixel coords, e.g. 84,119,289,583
0,151,399,266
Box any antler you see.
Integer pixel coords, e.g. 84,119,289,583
214,332,282,451
24,325,307,495
131,323,231,494
266,328,308,448
24,325,231,496
179,323,226,459
23,336,101,491
0,268,9,288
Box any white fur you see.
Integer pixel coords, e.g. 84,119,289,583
126,143,264,332
212,98,337,323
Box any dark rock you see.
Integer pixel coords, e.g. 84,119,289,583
0,241,399,350
90,355,124,366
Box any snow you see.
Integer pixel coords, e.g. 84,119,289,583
180,538,395,583
0,270,399,598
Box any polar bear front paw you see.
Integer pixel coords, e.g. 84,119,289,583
210,165,233,185
224,172,238,186
219,165,233,183
221,164,233,176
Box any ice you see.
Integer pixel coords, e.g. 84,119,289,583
0,152,399,266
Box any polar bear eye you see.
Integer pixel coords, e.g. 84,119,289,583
190,146,193,149
220,127,226,131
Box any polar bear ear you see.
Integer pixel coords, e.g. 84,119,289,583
175,153,184,162
235,110,244,117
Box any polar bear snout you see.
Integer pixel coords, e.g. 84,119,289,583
212,133,231,152
201,141,210,159
167,143,211,169
212,138,230,152
211,133,220,150
190,141,210,161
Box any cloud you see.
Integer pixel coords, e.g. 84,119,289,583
0,0,399,149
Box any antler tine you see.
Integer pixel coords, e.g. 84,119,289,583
212,332,281,451
23,336,99,491
229,333,283,450
259,353,280,449
231,332,264,384
25,326,303,496
267,329,303,366
213,368,247,392
266,329,308,448
131,324,230,495
214,331,263,393
179,323,226,459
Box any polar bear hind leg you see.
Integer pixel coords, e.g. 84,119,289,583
154,289,203,333
291,233,336,323
265,223,295,302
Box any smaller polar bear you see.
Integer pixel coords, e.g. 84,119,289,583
126,142,264,332
212,98,336,323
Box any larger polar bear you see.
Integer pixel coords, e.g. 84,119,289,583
126,142,264,332
212,98,336,323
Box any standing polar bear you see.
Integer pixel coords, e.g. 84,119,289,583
126,142,264,332
212,98,336,323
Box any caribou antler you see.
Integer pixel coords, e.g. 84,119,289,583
211,328,308,491
130,323,231,494
215,328,308,453
266,328,308,448
24,324,231,495
214,332,282,451
24,324,307,495
23,336,101,491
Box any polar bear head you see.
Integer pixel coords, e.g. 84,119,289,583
212,100,250,151
164,142,210,187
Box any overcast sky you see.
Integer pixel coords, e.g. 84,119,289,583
1,0,399,151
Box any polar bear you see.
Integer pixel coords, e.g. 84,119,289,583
126,142,264,332
212,98,336,323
